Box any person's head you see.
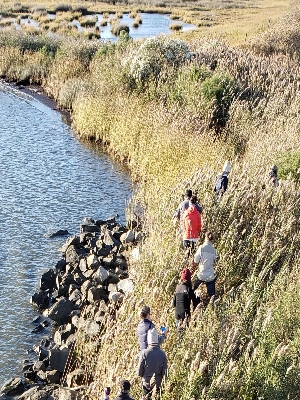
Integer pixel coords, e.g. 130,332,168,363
205,231,214,242
181,267,192,284
271,165,278,174
147,328,159,346
222,160,231,175
140,305,151,319
185,189,192,199
120,380,131,395
190,195,197,204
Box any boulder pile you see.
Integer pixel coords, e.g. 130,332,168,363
0,217,140,400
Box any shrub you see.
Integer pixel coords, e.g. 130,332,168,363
201,73,239,132
110,23,129,36
80,16,97,28
54,4,72,13
126,35,190,84
278,151,300,182
169,23,182,30
73,6,88,16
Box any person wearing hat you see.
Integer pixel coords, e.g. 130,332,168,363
136,305,167,352
137,328,168,400
214,160,231,196
173,267,197,329
173,189,202,235
112,380,135,400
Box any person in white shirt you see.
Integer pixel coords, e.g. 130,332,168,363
192,231,217,297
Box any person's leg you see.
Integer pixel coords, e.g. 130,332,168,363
206,279,216,297
193,278,201,291
142,379,153,399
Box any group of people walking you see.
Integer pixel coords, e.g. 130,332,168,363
103,160,280,400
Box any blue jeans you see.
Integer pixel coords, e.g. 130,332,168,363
194,278,216,297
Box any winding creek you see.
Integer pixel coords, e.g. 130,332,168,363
0,83,132,385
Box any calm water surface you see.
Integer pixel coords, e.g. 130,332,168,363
0,83,132,385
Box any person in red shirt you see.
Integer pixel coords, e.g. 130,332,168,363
182,195,202,256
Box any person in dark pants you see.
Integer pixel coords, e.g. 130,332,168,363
136,305,166,352
112,380,135,400
192,231,217,298
173,268,197,329
182,195,202,257
214,160,231,196
137,329,168,400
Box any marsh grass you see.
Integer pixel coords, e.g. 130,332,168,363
169,22,182,30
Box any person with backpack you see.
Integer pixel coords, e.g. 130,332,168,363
214,160,231,196
173,267,197,330
173,189,202,235
182,195,202,255
137,306,167,352
192,231,217,298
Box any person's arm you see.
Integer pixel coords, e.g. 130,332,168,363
173,292,176,308
222,175,228,193
137,353,145,377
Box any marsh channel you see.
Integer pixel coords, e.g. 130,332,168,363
0,82,132,385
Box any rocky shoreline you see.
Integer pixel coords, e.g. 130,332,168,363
0,216,140,400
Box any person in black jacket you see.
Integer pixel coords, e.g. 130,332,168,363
136,305,166,352
112,380,135,400
173,268,196,329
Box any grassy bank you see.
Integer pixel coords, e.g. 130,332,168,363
1,2,300,398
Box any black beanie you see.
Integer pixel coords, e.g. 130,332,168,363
120,380,131,394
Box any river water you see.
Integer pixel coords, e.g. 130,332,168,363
0,83,132,385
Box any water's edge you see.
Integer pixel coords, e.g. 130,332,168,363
0,79,132,387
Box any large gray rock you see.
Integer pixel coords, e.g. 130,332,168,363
49,346,69,372
33,360,46,372
87,286,106,303
79,258,87,273
135,231,143,242
18,387,48,400
48,297,75,325
85,319,100,336
113,255,128,270
118,279,134,294
120,230,135,243
30,291,50,310
40,269,57,291
0,378,24,396
59,236,81,254
109,292,124,303
94,266,108,284
80,221,100,233
102,256,114,268
103,230,121,247
86,254,99,270
69,289,82,303
81,280,93,296
65,245,80,266
46,370,60,384
47,230,69,238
